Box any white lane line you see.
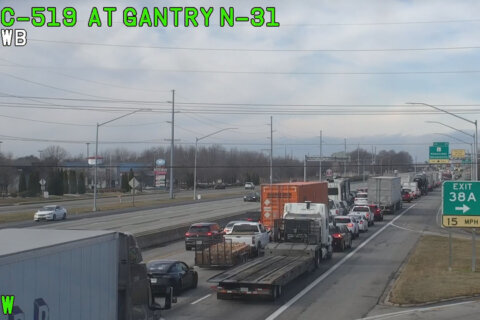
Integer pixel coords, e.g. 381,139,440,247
191,294,211,305
358,300,477,320
265,204,417,320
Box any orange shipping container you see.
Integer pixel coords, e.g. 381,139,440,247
260,182,329,230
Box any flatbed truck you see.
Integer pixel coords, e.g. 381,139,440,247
211,202,332,300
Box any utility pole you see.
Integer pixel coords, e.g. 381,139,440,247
86,143,90,158
270,116,273,185
344,138,347,177
169,89,175,199
304,155,307,182
319,130,322,181
357,143,360,176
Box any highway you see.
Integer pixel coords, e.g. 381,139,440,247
30,197,259,235
139,189,468,320
0,187,245,214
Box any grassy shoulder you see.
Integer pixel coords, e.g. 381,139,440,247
389,234,480,305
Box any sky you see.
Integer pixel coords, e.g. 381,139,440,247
1,0,479,162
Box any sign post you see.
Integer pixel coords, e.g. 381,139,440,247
442,181,480,272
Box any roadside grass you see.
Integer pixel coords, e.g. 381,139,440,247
0,190,247,224
389,234,480,305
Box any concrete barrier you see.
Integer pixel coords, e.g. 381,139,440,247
136,210,260,250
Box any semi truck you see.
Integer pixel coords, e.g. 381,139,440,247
261,182,329,231
0,228,173,320
211,202,332,300
368,176,402,214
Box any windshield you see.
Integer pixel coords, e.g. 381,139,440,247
353,207,369,212
335,218,352,224
147,262,171,273
41,206,56,211
189,226,211,233
232,224,258,233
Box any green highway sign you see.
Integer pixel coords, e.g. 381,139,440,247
442,181,480,216
429,145,449,159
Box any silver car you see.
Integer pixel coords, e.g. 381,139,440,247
348,213,368,232
34,205,67,221
334,215,359,238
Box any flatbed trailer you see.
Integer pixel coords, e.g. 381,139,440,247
211,254,313,300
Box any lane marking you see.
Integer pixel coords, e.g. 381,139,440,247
358,300,477,320
191,294,211,305
265,204,417,320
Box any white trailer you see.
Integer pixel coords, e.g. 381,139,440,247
368,176,402,214
0,228,172,320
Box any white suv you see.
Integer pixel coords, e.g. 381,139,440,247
349,205,374,226
244,182,255,190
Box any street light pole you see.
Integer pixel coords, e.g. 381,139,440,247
169,90,175,199
193,128,237,200
93,109,149,211
409,102,478,181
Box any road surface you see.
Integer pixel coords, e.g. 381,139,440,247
140,189,475,320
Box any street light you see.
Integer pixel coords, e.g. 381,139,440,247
93,109,151,211
408,102,478,181
193,128,237,200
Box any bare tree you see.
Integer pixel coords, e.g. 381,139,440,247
41,145,69,163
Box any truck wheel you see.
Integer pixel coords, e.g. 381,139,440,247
327,247,333,259
315,250,321,268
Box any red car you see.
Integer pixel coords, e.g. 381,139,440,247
401,189,412,202
368,204,383,221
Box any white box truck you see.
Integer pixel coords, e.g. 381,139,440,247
368,176,402,214
0,228,172,320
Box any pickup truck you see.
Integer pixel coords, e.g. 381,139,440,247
224,221,270,254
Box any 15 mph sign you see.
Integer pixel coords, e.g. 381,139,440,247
442,181,480,228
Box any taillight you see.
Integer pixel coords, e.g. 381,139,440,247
376,209,381,214
332,233,342,239
359,220,363,224
366,213,369,219
336,209,339,214
185,232,191,237
207,232,212,236
347,223,353,227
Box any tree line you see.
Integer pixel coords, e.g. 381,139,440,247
0,144,417,196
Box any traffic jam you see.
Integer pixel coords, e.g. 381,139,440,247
147,171,444,301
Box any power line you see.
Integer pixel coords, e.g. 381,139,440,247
28,38,480,53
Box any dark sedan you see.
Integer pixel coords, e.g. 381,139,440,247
243,192,260,202
329,224,352,252
147,260,198,296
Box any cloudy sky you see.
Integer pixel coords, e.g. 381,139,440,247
1,0,479,161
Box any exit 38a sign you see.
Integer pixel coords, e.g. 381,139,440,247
442,181,480,228
443,181,479,216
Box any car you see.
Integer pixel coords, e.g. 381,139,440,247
334,215,359,238
368,204,383,221
350,205,374,226
147,260,198,296
214,183,226,189
243,191,260,202
329,199,345,216
348,213,368,232
244,182,255,190
329,224,353,251
184,222,223,250
402,188,412,202
33,205,67,221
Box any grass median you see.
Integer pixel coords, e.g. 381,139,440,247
389,234,480,305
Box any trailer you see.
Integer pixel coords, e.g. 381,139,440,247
211,202,332,300
368,176,402,214
0,228,172,320
194,238,251,268
261,182,329,231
